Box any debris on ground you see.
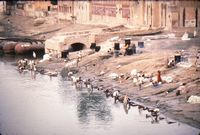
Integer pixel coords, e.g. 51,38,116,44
33,18,45,26
39,54,52,62
109,73,119,80
187,95,200,104
162,76,173,83
176,62,193,68
181,32,191,40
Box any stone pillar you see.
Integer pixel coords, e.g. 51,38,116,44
143,1,148,27
137,1,144,26
129,1,134,26
166,4,172,30
179,7,183,27
146,1,152,28
116,3,122,25
152,1,161,28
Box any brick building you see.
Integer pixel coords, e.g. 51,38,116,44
73,1,90,24
169,0,200,28
3,0,200,30
57,1,74,20
18,1,52,17
89,0,200,29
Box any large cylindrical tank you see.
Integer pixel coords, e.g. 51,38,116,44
15,43,44,55
3,41,17,54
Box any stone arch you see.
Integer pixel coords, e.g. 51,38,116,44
70,42,86,52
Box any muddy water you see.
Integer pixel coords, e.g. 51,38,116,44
0,56,199,135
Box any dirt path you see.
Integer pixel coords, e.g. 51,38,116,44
0,14,105,39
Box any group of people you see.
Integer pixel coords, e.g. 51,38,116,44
67,70,131,109
104,87,161,119
107,43,136,57
17,59,37,73
131,70,163,91
67,72,94,94
66,69,163,122
166,59,176,68
104,88,130,110
124,43,136,56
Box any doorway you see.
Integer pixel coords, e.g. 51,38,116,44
196,8,198,27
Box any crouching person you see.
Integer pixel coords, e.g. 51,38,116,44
123,94,131,114
113,90,120,103
71,76,83,89
123,94,130,106
85,79,93,94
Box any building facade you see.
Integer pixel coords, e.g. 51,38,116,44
74,1,90,24
4,0,200,29
23,1,52,17
57,1,74,20
171,0,200,28
90,1,131,26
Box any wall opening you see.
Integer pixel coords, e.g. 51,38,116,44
196,8,198,27
183,8,185,27
48,6,51,11
70,43,85,52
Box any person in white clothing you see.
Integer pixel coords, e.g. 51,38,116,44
113,90,120,103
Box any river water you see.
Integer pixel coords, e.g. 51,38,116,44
0,56,199,135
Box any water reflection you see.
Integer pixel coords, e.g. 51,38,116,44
77,92,112,125
30,71,37,80
123,104,131,114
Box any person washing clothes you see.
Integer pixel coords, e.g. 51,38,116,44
113,90,120,103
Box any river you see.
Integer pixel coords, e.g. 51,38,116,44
0,56,199,135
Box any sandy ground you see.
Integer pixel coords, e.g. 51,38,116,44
0,13,105,39
1,13,200,129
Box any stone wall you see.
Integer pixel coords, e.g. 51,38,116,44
45,32,95,57
15,1,200,30
173,0,200,28
89,1,131,26
74,1,90,24
57,1,73,21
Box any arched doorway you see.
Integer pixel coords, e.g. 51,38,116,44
70,43,85,52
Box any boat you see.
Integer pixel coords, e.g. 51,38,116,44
2,41,17,54
15,43,44,55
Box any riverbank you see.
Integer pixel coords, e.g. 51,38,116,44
1,13,200,129
36,37,200,129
